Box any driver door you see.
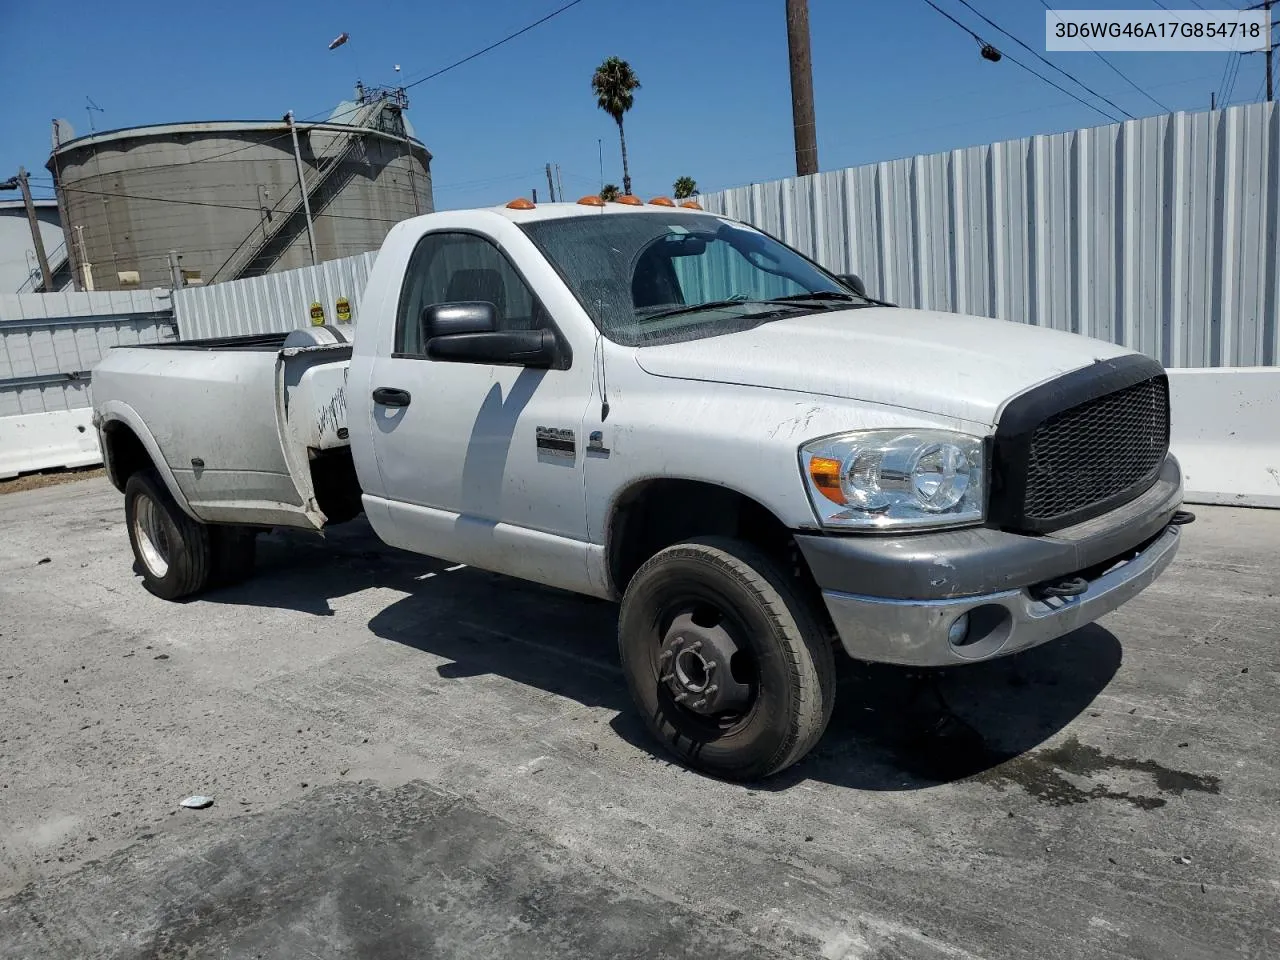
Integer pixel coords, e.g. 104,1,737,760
359,229,598,595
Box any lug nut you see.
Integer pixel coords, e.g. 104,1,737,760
660,673,674,683
674,692,689,703
658,650,672,662
705,684,718,695
692,698,707,709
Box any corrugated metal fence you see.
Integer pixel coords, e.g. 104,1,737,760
174,252,376,340
0,290,176,418
701,102,1279,369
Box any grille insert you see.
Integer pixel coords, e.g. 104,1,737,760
1021,377,1169,524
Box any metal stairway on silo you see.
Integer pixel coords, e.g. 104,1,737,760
215,106,378,282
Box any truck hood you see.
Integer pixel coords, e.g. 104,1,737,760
633,307,1135,426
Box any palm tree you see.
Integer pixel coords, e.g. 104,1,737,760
599,183,620,202
592,57,640,196
673,176,697,199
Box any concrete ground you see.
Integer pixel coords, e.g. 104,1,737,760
0,477,1276,960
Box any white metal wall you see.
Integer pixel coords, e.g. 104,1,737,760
0,289,176,419
701,102,1279,369
174,252,376,340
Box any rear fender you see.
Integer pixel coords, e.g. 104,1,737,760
94,399,199,521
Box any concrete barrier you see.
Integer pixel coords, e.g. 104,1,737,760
1168,368,1280,508
0,408,101,480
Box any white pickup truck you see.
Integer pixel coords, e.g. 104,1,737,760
91,197,1190,780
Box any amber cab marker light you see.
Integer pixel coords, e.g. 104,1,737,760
679,200,702,210
808,457,847,505
616,194,643,205
649,196,675,207
506,198,536,210
577,195,605,206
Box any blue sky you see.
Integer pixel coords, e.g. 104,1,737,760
1,0,1266,210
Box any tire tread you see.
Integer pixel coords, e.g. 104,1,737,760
622,536,836,779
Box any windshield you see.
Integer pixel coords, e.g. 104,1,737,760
519,212,867,346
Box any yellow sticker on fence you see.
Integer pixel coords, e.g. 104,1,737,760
309,302,326,326
335,297,352,323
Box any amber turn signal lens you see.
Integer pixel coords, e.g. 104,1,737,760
577,195,605,206
506,198,535,210
809,456,846,504
616,194,643,205
679,200,702,210
648,196,675,206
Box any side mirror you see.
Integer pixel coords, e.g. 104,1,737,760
837,273,867,297
426,329,560,368
421,301,497,340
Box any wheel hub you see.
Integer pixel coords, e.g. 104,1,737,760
658,612,751,715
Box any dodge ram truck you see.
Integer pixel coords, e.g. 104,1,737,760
91,196,1190,780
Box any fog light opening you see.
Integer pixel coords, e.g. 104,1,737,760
947,613,972,648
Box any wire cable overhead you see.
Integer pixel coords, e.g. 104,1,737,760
918,0,1124,122
948,0,1136,119
1036,0,1171,113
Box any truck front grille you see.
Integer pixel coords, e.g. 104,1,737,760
990,356,1170,534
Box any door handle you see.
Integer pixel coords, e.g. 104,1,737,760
372,387,412,408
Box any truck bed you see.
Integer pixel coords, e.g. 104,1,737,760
93,334,358,530
127,332,295,351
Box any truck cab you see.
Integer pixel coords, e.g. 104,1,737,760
92,198,1188,780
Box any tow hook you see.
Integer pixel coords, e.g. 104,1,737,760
1171,510,1196,526
1030,576,1090,601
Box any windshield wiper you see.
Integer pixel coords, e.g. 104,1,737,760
771,290,894,308
638,298,791,322
770,290,860,302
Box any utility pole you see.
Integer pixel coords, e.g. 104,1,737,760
168,250,183,289
556,165,564,204
1,168,54,291
1266,0,1274,102
1210,91,1216,110
285,111,319,267
545,163,557,203
785,0,819,177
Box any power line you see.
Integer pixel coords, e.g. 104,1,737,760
398,0,589,91
918,0,1123,122
1036,0,1171,113
948,0,1136,119
47,0,589,184
1223,51,1244,104
57,183,410,225
1216,51,1238,104
49,101,378,181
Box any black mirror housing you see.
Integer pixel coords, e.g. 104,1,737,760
838,273,867,297
426,329,560,368
421,301,498,340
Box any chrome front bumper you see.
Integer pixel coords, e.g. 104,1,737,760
821,524,1181,666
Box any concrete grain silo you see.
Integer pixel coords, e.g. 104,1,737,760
48,90,432,291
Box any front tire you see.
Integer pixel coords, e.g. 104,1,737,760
124,470,212,600
618,536,836,781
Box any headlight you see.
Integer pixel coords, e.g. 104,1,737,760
799,430,985,530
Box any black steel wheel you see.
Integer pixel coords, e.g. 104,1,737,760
618,536,836,780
